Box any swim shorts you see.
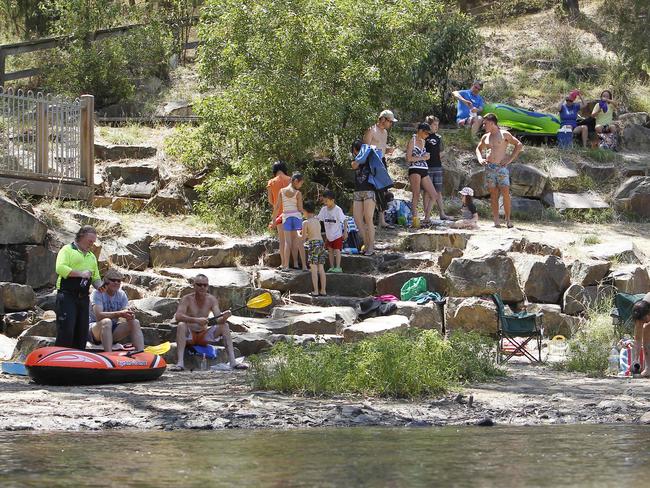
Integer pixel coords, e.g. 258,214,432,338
283,216,303,231
427,167,443,192
305,240,327,265
353,190,375,202
325,236,344,251
486,163,510,188
408,168,429,178
186,325,220,346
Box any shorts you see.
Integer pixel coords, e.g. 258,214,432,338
305,240,327,265
457,115,480,127
186,325,220,346
325,236,344,250
486,163,510,188
353,190,375,202
408,167,429,178
427,167,443,192
88,321,119,345
283,216,302,231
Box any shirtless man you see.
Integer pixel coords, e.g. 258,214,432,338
363,110,397,229
475,113,523,228
170,273,247,371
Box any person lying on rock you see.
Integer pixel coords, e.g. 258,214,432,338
88,268,144,352
170,273,248,371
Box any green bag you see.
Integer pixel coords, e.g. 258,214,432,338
400,276,427,301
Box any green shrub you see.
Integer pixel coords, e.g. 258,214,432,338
248,330,504,398
38,1,172,107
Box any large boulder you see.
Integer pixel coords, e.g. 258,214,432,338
438,247,463,273
587,241,645,264
621,124,650,152
570,259,611,286
11,335,55,360
258,269,375,297
20,318,57,338
563,283,615,315
542,191,609,210
442,167,467,196
577,161,616,183
468,167,490,197
266,311,346,335
391,301,443,331
445,296,498,334
2,312,32,337
617,112,649,128
130,297,180,321
513,254,570,304
445,252,524,302
504,197,544,219
5,244,57,288
342,315,410,342
0,282,36,311
527,303,581,337
0,250,11,281
547,163,581,191
509,164,548,198
271,305,357,325
510,237,562,257
0,195,47,244
231,331,273,356
610,265,650,294
378,252,437,274
613,177,650,219
375,270,447,297
107,233,152,271
401,231,470,252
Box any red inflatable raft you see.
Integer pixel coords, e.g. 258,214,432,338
25,347,166,386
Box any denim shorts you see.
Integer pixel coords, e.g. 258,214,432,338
486,163,510,188
283,216,303,231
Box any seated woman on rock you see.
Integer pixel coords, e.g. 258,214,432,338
632,295,650,377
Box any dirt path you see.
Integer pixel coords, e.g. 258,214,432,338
1,365,648,431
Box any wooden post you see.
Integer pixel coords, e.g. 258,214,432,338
0,49,5,86
36,101,48,174
80,94,94,196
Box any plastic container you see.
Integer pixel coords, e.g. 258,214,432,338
200,354,207,371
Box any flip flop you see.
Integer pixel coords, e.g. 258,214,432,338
309,292,320,297
168,364,185,372
507,222,514,229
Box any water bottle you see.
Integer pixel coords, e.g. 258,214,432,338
200,353,207,371
608,347,619,374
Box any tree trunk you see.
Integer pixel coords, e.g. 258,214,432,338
563,0,580,19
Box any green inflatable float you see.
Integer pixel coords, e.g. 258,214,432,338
482,103,560,135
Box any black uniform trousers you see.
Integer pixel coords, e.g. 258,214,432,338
55,290,90,350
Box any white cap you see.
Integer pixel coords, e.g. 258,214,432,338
379,110,398,122
459,187,474,197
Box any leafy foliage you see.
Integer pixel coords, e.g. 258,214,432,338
38,1,173,107
248,330,504,398
609,0,649,77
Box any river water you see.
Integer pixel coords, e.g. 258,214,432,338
1,425,648,487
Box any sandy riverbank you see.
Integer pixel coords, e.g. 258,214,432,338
1,364,648,431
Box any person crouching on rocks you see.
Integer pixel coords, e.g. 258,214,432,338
451,187,479,230
301,201,327,297
170,273,248,371
275,172,307,271
54,225,104,350
89,268,144,352
632,294,650,377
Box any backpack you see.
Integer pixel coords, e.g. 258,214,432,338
400,276,427,301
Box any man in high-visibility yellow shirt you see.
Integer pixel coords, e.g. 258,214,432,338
55,225,103,349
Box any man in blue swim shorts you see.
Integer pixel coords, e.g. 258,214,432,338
476,113,523,228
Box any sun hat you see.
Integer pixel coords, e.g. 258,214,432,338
379,110,398,122
643,293,650,304
459,187,474,197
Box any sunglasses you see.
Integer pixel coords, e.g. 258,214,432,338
194,283,209,288
108,278,122,283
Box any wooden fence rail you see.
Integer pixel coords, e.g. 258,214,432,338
0,18,200,86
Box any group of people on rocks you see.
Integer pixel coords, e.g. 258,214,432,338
54,225,246,372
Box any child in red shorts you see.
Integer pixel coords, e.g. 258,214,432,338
318,190,348,273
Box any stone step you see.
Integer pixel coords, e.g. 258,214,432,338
399,230,471,253
257,269,376,297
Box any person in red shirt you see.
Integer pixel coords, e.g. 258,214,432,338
267,161,294,269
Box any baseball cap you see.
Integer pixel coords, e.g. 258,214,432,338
459,187,474,197
379,110,398,122
567,89,580,101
